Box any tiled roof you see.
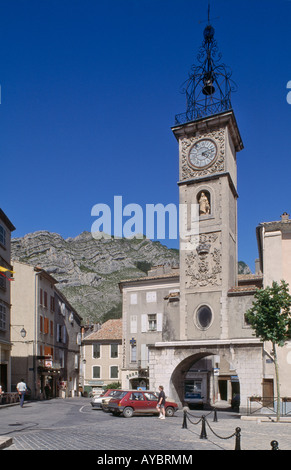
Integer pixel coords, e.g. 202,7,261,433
228,285,259,294
119,270,180,288
84,319,122,341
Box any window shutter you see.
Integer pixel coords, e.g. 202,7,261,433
44,318,49,334
130,315,137,333
141,314,147,333
62,326,67,344
141,344,148,368
157,313,163,332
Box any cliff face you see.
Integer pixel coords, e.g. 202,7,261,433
11,231,179,323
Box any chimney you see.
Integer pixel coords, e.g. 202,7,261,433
281,212,290,221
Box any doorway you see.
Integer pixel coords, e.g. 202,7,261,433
262,378,274,406
0,364,7,391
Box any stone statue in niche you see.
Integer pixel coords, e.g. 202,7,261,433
199,192,210,215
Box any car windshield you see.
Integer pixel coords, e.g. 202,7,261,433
110,390,126,398
115,391,127,398
109,390,123,397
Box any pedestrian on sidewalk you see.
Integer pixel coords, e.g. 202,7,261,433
16,378,27,408
44,383,51,400
156,385,166,419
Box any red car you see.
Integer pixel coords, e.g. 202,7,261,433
108,390,178,418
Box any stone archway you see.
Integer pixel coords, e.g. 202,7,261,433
171,352,213,406
149,340,263,412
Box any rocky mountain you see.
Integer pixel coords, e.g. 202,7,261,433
238,261,252,275
11,230,251,324
11,231,179,323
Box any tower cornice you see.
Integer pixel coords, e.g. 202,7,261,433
171,109,243,153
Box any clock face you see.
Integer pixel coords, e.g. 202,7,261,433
188,139,217,169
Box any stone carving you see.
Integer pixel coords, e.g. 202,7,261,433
180,128,225,180
199,192,210,215
185,233,222,288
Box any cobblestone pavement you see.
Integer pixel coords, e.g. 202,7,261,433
0,397,291,452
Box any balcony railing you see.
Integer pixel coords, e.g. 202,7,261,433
174,98,232,126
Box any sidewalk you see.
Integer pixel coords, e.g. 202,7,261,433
0,400,30,448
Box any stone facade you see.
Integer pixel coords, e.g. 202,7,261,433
149,340,263,409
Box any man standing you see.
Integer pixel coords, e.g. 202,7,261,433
16,378,27,408
156,385,166,419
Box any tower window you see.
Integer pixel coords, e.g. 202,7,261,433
196,305,213,330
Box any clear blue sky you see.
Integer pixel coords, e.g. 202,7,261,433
1,0,291,272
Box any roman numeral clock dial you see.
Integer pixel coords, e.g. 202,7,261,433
188,139,217,169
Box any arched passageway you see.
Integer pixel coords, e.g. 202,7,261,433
170,352,240,409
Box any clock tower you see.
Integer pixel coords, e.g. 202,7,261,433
172,22,244,341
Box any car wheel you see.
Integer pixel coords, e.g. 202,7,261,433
165,407,174,417
123,407,134,418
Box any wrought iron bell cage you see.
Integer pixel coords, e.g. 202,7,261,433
175,23,237,125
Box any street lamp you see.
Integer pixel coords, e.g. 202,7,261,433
20,327,27,338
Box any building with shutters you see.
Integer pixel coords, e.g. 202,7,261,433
81,319,122,395
10,260,82,399
119,265,179,390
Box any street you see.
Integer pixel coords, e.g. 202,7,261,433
0,397,291,454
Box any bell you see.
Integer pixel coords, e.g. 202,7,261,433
202,79,215,96
202,72,215,96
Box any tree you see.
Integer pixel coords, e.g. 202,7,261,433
245,280,291,421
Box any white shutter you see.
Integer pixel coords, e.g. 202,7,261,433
130,315,137,333
130,293,137,305
141,314,147,332
141,344,148,368
157,313,163,332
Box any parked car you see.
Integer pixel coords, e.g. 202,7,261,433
101,390,125,412
91,389,121,409
108,390,179,418
89,388,105,398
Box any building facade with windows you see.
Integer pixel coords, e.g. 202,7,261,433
0,209,15,393
53,288,82,397
119,266,179,390
256,212,291,400
10,260,82,399
82,319,122,395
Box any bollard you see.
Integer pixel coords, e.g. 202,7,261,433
200,415,207,439
270,440,279,450
213,409,218,422
182,409,187,429
235,427,241,450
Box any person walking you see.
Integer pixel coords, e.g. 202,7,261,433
156,385,166,419
16,378,27,408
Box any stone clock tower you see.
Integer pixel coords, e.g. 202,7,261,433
147,17,264,412
172,23,244,341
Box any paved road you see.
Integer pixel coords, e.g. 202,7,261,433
0,397,290,453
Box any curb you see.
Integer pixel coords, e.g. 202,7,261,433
0,436,13,450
